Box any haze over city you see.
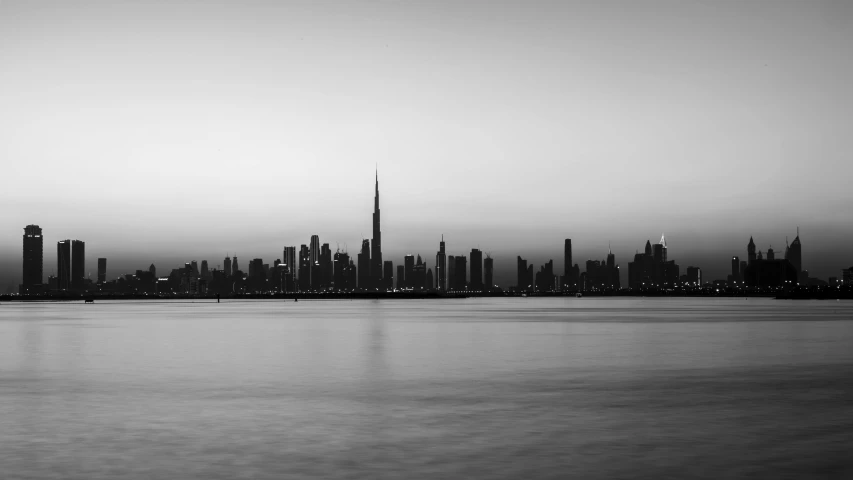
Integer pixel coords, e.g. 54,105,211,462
2,0,853,290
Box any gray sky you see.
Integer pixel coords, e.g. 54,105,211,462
2,0,852,289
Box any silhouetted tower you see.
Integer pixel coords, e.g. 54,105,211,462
232,255,239,274
455,256,467,290
383,261,393,290
747,237,756,264
766,246,775,261
22,225,43,290
731,256,740,281
644,240,652,256
517,256,528,291
357,239,371,289
71,240,85,290
396,264,405,290
404,254,415,289
224,255,232,277
469,248,483,291
484,255,494,291
371,169,383,289
57,240,71,290
426,268,433,291
435,235,446,291
201,260,209,278
149,264,156,278
564,239,573,289
97,258,107,284
447,255,456,290
786,230,802,274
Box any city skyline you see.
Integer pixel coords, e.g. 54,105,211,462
8,169,850,294
2,1,853,290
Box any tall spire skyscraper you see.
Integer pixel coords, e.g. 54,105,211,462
370,168,383,289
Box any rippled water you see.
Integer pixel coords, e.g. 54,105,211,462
1,298,852,479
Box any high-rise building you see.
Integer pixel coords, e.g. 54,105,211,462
396,265,405,290
404,254,415,289
232,255,240,274
435,235,446,291
731,256,740,282
384,261,394,290
767,246,775,261
426,268,433,291
298,245,311,291
224,255,232,277
517,256,528,291
686,266,702,286
469,248,483,291
786,231,802,274
333,250,349,290
371,169,383,289
201,260,209,278
71,240,85,290
97,258,107,284
447,255,456,290
310,235,320,288
319,243,332,289
412,255,426,290
747,237,756,264
191,261,199,278
455,256,467,290
149,264,157,278
357,239,371,289
22,225,43,290
484,255,494,291
563,239,573,289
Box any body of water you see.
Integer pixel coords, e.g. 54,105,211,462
1,298,852,479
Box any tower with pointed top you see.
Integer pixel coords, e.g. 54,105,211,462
370,169,383,289
786,230,802,275
435,235,446,291
747,237,756,264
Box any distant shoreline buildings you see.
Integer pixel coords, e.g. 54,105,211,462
14,172,853,296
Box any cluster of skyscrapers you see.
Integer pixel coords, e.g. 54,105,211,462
14,171,850,296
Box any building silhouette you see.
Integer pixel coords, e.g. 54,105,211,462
563,239,580,290
299,245,311,291
333,250,348,290
383,261,393,290
426,268,433,291
469,248,483,291
412,255,427,290
320,243,332,289
71,240,85,290
22,225,43,292
371,170,383,290
517,256,529,291
484,255,494,291
224,255,232,277
232,256,239,275
730,256,740,282
743,259,797,287
747,237,756,264
201,260,209,278
435,235,446,291
785,231,803,282
404,254,415,289
454,255,467,290
357,239,371,290
686,266,702,286
628,235,678,289
97,258,107,284
447,255,456,290
583,249,620,290
396,264,405,290
535,260,555,292
766,246,775,261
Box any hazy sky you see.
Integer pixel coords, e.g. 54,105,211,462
2,0,852,289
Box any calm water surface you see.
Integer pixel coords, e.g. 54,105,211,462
1,298,852,479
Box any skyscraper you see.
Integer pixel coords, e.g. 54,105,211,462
320,243,332,289
232,255,239,274
517,256,528,291
371,169,383,289
57,241,71,290
396,265,405,290
455,255,467,290
447,255,456,290
404,254,415,289
298,245,310,291
747,237,756,264
22,225,43,290
484,255,494,291
358,239,371,289
224,255,232,276
383,261,393,290
71,240,85,290
97,258,107,284
469,248,483,291
786,231,802,274
563,239,573,289
435,235,446,291
731,256,740,282
201,260,209,278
